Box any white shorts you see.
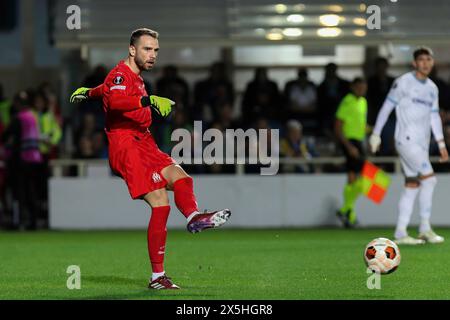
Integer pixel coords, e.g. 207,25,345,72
395,141,433,178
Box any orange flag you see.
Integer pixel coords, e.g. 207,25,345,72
361,161,391,204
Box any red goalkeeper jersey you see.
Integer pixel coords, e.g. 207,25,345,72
90,60,175,199
101,60,151,133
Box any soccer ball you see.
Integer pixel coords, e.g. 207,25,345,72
364,238,401,274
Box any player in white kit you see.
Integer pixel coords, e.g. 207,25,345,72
369,47,448,245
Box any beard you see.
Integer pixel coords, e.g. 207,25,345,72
135,55,152,71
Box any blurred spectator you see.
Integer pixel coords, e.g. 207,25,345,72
245,117,278,174
38,81,55,97
0,83,12,127
83,65,108,90
241,67,281,128
143,79,153,97
74,135,96,159
204,120,235,175
0,84,8,227
159,108,193,153
430,66,450,112
37,81,62,120
430,67,450,133
36,82,63,153
284,68,318,134
280,120,318,173
367,57,396,155
213,102,241,130
31,91,63,228
68,133,100,176
257,117,278,158
317,63,349,138
203,103,242,174
92,132,108,159
1,93,23,228
367,57,395,125
32,91,62,159
156,65,190,112
74,113,99,147
194,62,234,123
73,112,107,159
2,91,42,230
79,65,108,128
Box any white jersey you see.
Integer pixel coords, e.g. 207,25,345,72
387,72,439,149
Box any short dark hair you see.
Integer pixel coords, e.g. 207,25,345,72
130,28,159,46
375,56,389,67
413,46,433,60
325,63,337,71
33,90,49,105
13,90,30,107
351,77,366,85
297,67,308,78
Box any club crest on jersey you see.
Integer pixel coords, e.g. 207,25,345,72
152,172,162,183
113,76,124,85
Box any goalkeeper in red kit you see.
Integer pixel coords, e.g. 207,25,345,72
70,28,231,290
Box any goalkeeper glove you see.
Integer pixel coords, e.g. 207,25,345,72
369,134,381,153
70,87,91,103
141,95,175,117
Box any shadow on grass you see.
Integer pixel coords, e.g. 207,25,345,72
48,275,218,300
71,291,218,300
83,275,144,287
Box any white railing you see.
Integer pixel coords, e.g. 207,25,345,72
49,156,447,177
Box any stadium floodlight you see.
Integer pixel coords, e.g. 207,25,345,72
353,17,367,26
274,4,287,14
319,14,341,26
353,29,367,37
317,27,342,37
287,14,304,23
282,28,303,37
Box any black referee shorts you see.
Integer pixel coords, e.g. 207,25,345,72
341,139,366,173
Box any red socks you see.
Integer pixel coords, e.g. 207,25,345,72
147,177,198,273
147,205,170,273
173,177,199,218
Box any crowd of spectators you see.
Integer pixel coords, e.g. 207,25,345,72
0,84,62,230
69,58,401,170
3,56,450,229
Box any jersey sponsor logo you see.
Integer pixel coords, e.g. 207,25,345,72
412,98,433,108
110,85,126,91
152,172,162,183
113,76,124,85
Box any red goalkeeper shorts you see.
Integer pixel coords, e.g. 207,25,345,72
106,129,175,199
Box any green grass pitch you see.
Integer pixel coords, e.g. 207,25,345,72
1,228,450,300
